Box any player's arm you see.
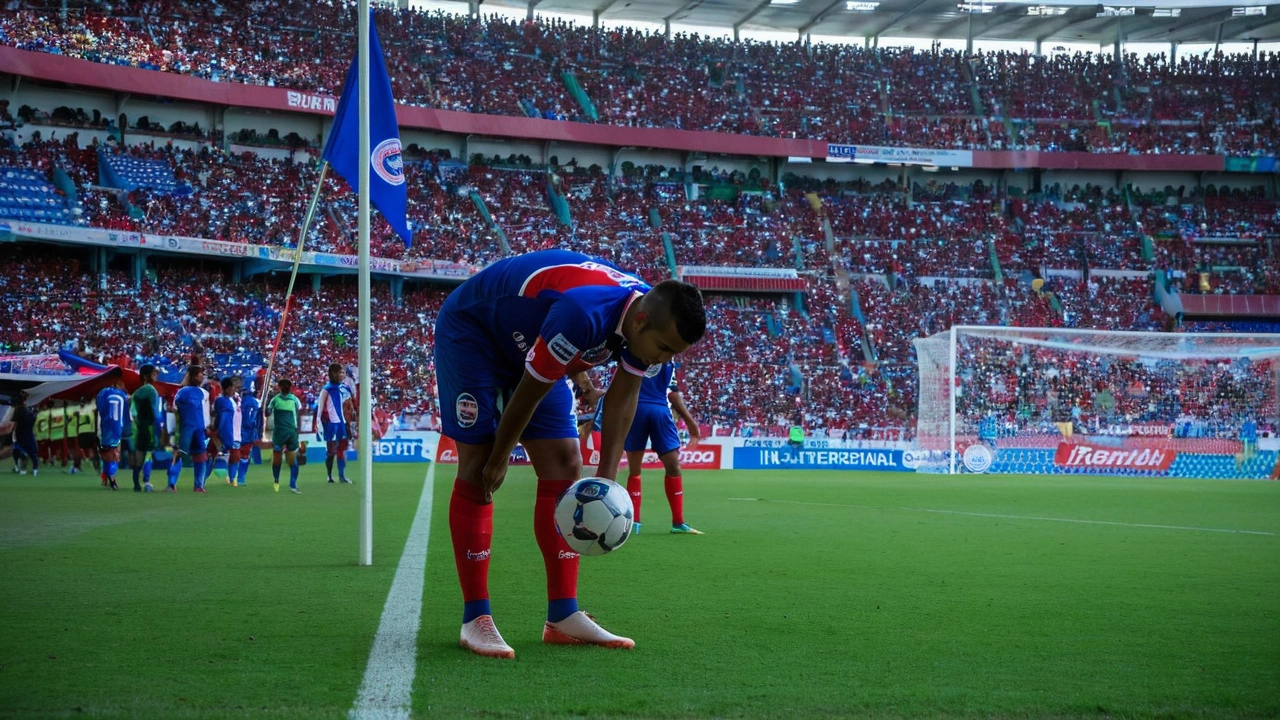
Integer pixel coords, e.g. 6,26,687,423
570,371,605,407
668,389,700,449
596,369,643,480
311,390,326,434
481,369,557,500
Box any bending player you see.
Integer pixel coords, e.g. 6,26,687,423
312,363,354,484
437,249,705,659
95,377,129,491
129,365,164,492
265,379,303,493
620,362,703,535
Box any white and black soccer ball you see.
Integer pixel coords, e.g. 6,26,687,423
553,478,634,556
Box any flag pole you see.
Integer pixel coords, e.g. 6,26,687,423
260,161,330,407
357,0,374,567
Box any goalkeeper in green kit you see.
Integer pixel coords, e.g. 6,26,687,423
265,379,304,493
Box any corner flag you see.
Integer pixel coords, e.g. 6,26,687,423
322,9,412,247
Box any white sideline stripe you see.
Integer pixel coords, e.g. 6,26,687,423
726,497,1276,536
350,463,437,720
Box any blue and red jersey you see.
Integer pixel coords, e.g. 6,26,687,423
439,250,653,384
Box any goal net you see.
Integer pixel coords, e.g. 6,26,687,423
913,327,1280,479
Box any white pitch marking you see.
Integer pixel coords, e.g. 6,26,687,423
350,462,437,720
726,497,1275,536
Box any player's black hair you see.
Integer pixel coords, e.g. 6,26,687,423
139,364,157,381
277,378,292,392
220,376,236,391
186,364,203,379
328,363,343,374
645,280,706,345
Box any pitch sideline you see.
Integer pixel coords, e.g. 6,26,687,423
350,462,437,720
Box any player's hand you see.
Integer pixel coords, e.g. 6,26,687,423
686,434,701,450
479,461,508,503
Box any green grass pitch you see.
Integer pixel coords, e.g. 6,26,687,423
2,464,1278,719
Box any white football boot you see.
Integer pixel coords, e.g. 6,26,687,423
542,611,635,649
459,615,515,659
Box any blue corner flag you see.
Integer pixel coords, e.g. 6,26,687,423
322,9,411,247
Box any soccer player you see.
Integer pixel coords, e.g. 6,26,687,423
95,378,129,491
1237,417,1258,471
621,362,703,535
130,364,164,492
265,378,303,493
10,392,39,476
168,365,211,493
312,363,354,484
212,376,244,486
436,249,705,659
238,379,262,486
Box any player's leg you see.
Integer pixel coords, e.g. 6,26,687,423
100,446,120,490
271,447,283,489
525,384,634,650
323,423,338,482
653,415,700,534
237,442,252,485
335,433,350,483
187,430,208,492
624,450,645,532
286,443,300,492
623,405,655,533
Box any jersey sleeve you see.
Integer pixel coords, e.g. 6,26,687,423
526,293,599,383
615,345,650,377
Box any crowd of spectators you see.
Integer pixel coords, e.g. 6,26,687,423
3,3,1279,153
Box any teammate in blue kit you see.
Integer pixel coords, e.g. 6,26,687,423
212,376,243,486
238,380,262,486
437,249,705,660
312,363,354,484
621,362,703,535
168,365,211,493
95,378,130,491
10,392,39,476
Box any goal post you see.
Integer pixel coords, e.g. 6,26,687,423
913,326,1280,479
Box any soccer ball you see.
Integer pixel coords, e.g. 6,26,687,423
553,478,634,556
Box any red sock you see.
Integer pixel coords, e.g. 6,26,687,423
626,474,642,523
665,474,684,526
449,478,493,604
535,479,579,601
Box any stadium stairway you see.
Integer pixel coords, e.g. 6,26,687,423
469,190,512,256
0,167,76,224
97,149,188,195
661,232,678,277
560,71,599,122
545,174,572,227
987,238,1004,283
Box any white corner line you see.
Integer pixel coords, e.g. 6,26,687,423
350,462,437,720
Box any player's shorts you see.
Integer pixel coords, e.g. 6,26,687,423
218,434,242,452
133,425,159,453
98,430,122,451
434,313,576,446
78,432,97,451
624,403,681,456
177,425,207,457
273,430,300,453
322,421,348,443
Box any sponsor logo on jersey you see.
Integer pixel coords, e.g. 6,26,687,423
547,333,579,364
455,393,479,428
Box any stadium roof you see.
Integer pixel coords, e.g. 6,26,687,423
472,0,1280,45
